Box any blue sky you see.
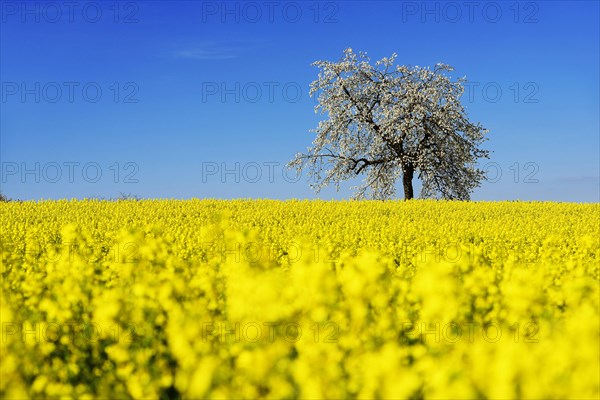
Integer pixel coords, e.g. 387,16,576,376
1,0,598,201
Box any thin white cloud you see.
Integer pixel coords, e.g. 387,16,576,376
171,40,264,60
174,49,237,60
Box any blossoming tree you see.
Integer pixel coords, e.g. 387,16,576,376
289,48,490,200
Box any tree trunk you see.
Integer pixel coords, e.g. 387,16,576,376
402,165,414,200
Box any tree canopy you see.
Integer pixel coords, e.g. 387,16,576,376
289,48,490,200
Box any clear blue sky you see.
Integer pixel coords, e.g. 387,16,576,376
1,0,598,201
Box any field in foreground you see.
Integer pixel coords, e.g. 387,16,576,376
1,199,599,399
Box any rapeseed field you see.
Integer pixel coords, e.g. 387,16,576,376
1,200,598,399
